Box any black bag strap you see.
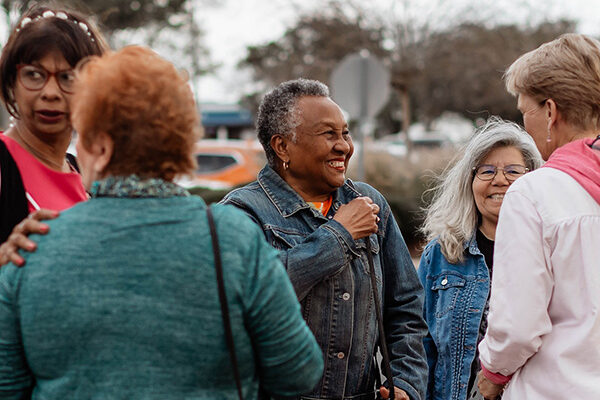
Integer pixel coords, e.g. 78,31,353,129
0,140,28,244
365,238,395,400
66,152,80,173
206,205,244,400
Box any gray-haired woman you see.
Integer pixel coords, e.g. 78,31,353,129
417,117,543,400
222,78,428,400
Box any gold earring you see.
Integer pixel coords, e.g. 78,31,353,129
283,161,289,170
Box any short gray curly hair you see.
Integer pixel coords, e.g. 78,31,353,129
257,78,329,166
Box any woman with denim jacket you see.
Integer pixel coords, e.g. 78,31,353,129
222,78,428,400
417,118,542,400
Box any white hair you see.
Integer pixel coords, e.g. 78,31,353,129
421,116,543,263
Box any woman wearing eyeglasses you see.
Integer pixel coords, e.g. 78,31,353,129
0,5,106,245
476,34,600,400
417,118,542,400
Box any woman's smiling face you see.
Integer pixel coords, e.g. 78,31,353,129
282,96,354,201
472,145,526,235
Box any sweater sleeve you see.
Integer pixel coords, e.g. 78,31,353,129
478,190,553,376
242,222,324,397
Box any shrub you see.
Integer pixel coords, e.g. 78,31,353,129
350,147,456,248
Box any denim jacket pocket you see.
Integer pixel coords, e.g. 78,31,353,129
267,226,306,249
430,273,466,318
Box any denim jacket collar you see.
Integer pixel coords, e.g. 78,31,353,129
257,165,362,218
464,230,483,256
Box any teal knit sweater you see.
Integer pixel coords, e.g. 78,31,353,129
0,195,323,399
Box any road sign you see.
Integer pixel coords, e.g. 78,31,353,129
330,51,391,181
330,52,391,120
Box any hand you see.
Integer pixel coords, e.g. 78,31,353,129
0,209,58,267
379,385,410,400
477,370,505,400
333,196,380,240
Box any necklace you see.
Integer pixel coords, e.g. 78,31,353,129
9,122,70,172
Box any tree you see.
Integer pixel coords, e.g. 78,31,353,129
0,0,216,96
1,0,189,31
240,3,388,92
240,1,577,135
108,0,217,104
412,20,576,125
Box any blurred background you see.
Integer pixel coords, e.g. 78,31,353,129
1,0,597,253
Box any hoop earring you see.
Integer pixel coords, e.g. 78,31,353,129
283,161,289,170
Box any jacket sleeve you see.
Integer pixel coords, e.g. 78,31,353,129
417,248,437,400
276,219,360,300
242,222,324,397
0,267,34,399
222,194,360,301
478,190,553,376
381,203,428,400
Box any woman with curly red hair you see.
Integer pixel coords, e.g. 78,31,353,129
0,45,323,399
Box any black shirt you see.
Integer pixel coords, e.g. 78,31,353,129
467,229,495,395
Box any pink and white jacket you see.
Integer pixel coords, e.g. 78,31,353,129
478,139,600,399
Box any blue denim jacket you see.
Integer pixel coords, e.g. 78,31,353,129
417,235,490,400
221,166,428,400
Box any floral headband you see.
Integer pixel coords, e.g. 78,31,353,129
16,10,95,42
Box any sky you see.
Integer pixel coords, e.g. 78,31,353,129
192,0,600,103
194,0,315,103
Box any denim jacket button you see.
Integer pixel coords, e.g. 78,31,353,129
441,278,448,286
337,352,345,359
342,292,351,301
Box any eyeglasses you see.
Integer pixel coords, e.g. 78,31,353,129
473,164,529,182
17,64,75,94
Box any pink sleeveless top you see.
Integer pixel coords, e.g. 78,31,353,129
0,134,87,213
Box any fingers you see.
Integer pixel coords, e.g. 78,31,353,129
28,208,59,223
379,386,410,400
0,211,55,268
360,196,374,204
0,242,24,267
354,197,379,214
370,203,380,214
379,387,389,399
15,217,50,236
9,232,37,253
9,247,25,267
335,197,380,239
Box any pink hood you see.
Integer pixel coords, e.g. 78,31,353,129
543,138,600,203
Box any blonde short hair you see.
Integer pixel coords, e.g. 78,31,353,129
504,33,600,131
